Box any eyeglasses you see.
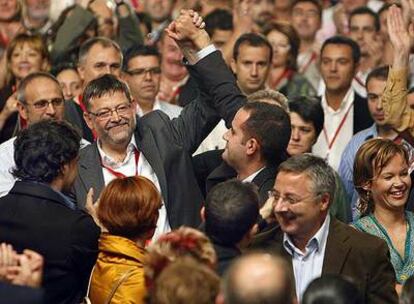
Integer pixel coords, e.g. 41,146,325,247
88,103,133,120
126,67,161,77
28,98,65,110
268,189,320,205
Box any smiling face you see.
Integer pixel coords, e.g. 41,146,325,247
370,153,411,213
273,171,329,244
9,42,47,81
84,90,137,148
0,0,18,21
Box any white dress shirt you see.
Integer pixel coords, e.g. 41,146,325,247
312,88,355,171
97,135,171,240
283,214,331,302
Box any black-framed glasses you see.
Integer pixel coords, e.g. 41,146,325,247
88,103,133,120
28,98,65,110
126,67,161,77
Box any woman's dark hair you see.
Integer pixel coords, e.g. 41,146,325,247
302,274,363,304
289,96,324,137
12,120,80,183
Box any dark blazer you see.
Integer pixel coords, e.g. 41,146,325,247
353,92,373,134
254,218,398,304
193,149,277,205
317,92,372,135
0,181,100,304
0,283,44,304
73,51,246,229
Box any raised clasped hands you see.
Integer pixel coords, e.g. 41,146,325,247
165,10,210,52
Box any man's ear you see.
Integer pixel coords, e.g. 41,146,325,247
320,192,331,212
17,101,28,121
83,111,95,131
77,65,85,82
246,138,259,156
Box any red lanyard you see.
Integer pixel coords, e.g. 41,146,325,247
323,102,354,155
100,149,140,179
299,52,317,74
270,68,293,89
354,76,366,88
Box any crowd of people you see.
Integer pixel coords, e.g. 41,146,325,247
2,0,414,303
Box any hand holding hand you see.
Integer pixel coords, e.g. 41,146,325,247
8,250,44,288
0,243,18,283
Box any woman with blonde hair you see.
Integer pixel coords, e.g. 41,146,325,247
353,138,414,289
0,33,49,142
88,176,162,304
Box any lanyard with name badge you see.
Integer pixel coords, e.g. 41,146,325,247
100,149,140,178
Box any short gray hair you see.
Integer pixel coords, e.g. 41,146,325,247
78,37,123,66
248,89,289,112
278,154,336,204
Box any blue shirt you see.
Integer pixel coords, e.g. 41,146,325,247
283,214,331,302
338,124,377,220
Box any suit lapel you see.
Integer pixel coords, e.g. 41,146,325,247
322,218,351,275
134,128,169,207
78,143,105,198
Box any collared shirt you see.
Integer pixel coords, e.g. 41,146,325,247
313,88,355,171
283,214,331,302
242,167,265,183
0,137,89,198
338,124,377,219
97,135,171,240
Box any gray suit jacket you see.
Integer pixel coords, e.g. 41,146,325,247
72,51,245,228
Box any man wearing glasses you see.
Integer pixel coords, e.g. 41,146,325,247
122,45,182,119
0,72,87,197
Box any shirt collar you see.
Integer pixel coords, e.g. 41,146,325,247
321,87,355,114
242,167,265,183
283,214,331,257
97,135,137,169
136,100,160,117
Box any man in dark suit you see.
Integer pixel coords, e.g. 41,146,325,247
258,154,397,303
72,11,245,235
0,120,100,304
193,100,291,205
314,36,373,171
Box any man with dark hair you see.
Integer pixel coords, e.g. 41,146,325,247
0,120,100,304
204,9,233,50
259,154,397,303
202,180,259,275
313,36,373,170
291,0,322,91
197,101,291,205
348,6,382,97
122,44,182,118
250,0,275,28
231,33,272,96
218,252,296,304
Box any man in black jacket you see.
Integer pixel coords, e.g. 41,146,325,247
0,120,100,304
